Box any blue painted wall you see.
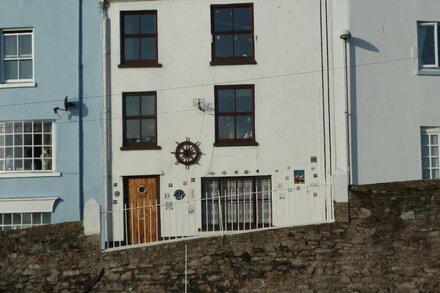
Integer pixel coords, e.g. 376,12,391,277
0,0,104,223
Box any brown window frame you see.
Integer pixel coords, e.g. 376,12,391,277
201,176,272,231
214,85,258,147
121,91,161,150
119,10,162,68
210,3,256,66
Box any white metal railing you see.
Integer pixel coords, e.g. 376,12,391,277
101,184,332,251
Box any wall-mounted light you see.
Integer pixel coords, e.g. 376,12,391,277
53,96,75,114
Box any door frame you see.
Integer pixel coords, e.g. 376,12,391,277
123,175,161,243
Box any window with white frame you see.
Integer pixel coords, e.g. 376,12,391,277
418,22,440,69
0,212,51,232
0,121,53,172
421,127,439,179
1,29,34,83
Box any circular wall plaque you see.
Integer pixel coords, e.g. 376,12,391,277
174,189,186,200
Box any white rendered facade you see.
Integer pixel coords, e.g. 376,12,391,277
103,0,350,241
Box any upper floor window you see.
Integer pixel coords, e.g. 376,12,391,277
119,11,161,68
215,85,257,147
0,121,53,172
211,4,255,65
122,92,159,150
418,22,440,69
1,29,33,83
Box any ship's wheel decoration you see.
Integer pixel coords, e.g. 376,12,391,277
172,137,201,169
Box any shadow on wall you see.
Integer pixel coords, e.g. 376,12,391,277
349,37,379,185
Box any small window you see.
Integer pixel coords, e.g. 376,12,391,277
1,29,34,83
119,11,160,68
122,92,159,149
0,121,53,172
418,22,440,69
211,4,255,65
214,85,257,146
421,127,440,179
0,212,51,232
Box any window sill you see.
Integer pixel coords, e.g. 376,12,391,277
214,141,259,147
118,63,163,68
0,171,61,179
0,81,36,89
120,145,162,151
416,69,440,76
210,60,257,66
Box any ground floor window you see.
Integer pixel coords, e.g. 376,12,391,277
201,176,272,231
0,120,53,172
0,212,51,232
421,127,439,179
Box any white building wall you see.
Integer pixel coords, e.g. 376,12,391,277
106,0,349,239
348,0,440,184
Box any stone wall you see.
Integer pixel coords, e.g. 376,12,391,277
0,180,439,292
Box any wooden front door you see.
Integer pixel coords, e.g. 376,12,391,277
126,176,159,244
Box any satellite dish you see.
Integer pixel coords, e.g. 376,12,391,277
53,96,75,114
64,96,75,111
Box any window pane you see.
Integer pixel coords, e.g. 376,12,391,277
432,146,439,156
234,34,253,57
419,25,436,65
42,213,51,224
125,96,140,116
19,60,33,79
4,35,17,57
0,123,4,134
32,213,42,225
141,14,156,34
214,8,233,31
24,159,32,170
141,95,155,115
44,134,52,145
217,89,235,112
4,60,18,80
422,158,430,169
14,147,22,158
235,89,252,112
5,135,12,146
23,213,31,224
24,122,32,133
14,135,23,145
421,135,429,145
234,7,252,30
14,159,22,171
34,134,42,145
4,214,11,225
13,213,21,225
218,116,235,139
141,119,156,142
236,116,253,139
124,14,139,34
433,169,439,179
126,120,141,142
431,135,438,145
140,37,156,60
33,122,42,133
0,136,3,146
124,38,139,60
43,122,52,133
18,35,32,57
432,157,439,168
24,135,32,145
0,160,4,171
14,122,23,133
214,35,233,58
422,146,429,156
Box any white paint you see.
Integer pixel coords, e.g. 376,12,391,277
84,198,101,236
0,197,58,213
106,0,351,240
